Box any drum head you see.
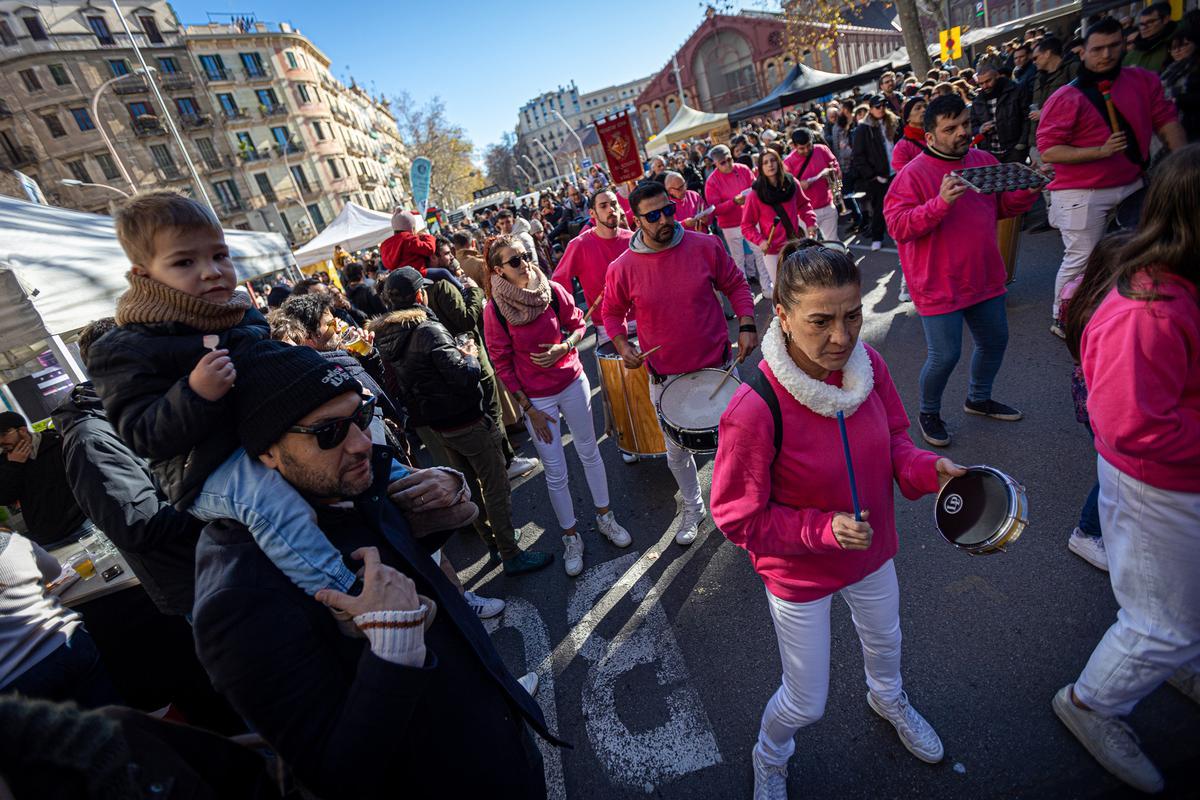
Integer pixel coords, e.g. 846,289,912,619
936,469,1010,546
659,369,738,430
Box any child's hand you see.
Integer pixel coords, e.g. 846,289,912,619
188,348,236,401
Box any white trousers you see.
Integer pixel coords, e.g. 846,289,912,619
756,559,904,767
523,373,610,530
748,246,780,304
1048,181,1140,318
649,377,705,515
1074,455,1200,717
720,226,761,281
813,203,839,242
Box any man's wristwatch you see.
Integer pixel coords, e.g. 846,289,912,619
739,324,758,334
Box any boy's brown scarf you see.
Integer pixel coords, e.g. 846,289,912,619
115,272,250,332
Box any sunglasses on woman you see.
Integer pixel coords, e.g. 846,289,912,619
500,251,531,270
287,396,377,449
639,202,677,223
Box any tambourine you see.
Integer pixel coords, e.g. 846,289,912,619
934,465,1027,555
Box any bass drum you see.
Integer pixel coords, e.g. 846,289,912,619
934,465,1028,555
595,339,666,458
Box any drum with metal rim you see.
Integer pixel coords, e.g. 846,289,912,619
656,368,740,454
934,465,1028,555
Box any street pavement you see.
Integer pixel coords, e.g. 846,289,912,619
442,225,1200,799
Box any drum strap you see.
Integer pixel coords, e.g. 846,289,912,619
744,367,782,461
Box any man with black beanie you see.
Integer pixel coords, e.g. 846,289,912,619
192,342,561,798
0,411,90,547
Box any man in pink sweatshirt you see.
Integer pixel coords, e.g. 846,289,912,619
884,94,1039,448
552,189,633,347
704,144,760,284
1037,16,1184,332
603,181,757,546
664,172,710,231
784,129,842,241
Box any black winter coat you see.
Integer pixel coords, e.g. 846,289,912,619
0,430,87,546
970,76,1031,162
86,310,269,509
370,307,485,429
347,282,387,318
851,121,890,184
52,383,203,616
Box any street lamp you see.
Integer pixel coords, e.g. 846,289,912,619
520,154,542,183
532,138,561,179
90,70,146,194
513,164,534,187
551,109,586,173
61,179,131,197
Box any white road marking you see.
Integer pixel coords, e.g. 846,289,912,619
860,267,917,345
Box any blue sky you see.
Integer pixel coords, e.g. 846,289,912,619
170,0,732,157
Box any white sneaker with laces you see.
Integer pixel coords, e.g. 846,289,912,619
675,504,706,546
596,511,631,547
1052,684,1164,793
507,456,539,480
1067,528,1109,572
621,451,638,464
462,590,504,620
867,690,944,763
898,278,911,302
751,746,788,800
518,671,539,698
562,534,584,577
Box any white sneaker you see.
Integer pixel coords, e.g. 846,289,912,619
898,278,911,302
1067,528,1109,572
462,590,505,620
871,240,882,251
596,511,631,547
507,456,539,480
867,690,944,763
562,534,584,577
1167,664,1200,706
1052,684,1164,793
518,671,539,698
621,451,638,464
751,746,788,800
675,504,706,546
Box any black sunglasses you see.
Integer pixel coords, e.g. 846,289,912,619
500,251,531,270
639,202,677,223
287,396,376,449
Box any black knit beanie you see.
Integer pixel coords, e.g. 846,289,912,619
235,340,363,457
0,411,26,433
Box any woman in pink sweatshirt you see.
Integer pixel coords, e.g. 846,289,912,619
484,235,632,578
1051,145,1200,795
741,148,817,303
711,241,966,797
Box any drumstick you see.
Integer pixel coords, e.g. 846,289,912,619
707,360,739,400
640,344,663,358
1097,80,1120,134
581,289,604,326
836,411,863,521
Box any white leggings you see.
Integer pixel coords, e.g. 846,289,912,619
523,373,610,530
756,559,904,767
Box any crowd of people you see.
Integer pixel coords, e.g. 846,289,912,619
0,6,1198,798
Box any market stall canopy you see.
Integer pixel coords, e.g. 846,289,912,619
0,194,294,355
730,62,895,122
646,104,731,155
292,202,395,267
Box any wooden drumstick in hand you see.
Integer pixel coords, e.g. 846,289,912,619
581,289,604,326
1098,80,1120,134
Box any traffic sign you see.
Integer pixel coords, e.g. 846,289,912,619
940,26,963,61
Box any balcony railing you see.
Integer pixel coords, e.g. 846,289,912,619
132,118,166,137
159,73,194,91
259,103,288,120
113,76,150,95
238,149,270,163
221,107,250,123
178,113,212,129
201,67,233,83
0,145,37,169
214,199,245,216
345,142,366,158
242,63,273,82
275,141,305,157
156,164,187,182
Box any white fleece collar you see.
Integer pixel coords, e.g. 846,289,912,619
761,317,874,418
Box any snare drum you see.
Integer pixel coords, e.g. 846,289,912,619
656,368,741,454
934,465,1028,555
595,339,666,458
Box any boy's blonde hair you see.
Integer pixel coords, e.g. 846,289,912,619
113,190,223,266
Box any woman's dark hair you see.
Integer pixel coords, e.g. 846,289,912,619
774,239,861,310
1062,233,1132,361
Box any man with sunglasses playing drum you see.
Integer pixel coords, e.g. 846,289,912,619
192,342,562,798
603,181,757,545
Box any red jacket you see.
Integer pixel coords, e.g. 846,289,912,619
381,231,436,271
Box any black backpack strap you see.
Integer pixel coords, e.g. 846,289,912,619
743,367,782,461
1068,76,1143,168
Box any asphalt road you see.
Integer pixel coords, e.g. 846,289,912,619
442,225,1200,799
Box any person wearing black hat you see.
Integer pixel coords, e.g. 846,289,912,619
851,95,898,249
0,411,90,547
191,342,562,798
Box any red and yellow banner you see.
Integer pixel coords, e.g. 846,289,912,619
595,111,642,185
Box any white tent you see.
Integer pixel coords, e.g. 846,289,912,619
646,104,731,156
0,193,295,356
292,202,394,268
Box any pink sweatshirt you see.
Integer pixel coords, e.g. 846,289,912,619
891,135,925,173
705,164,755,228
1081,272,1200,493
1037,67,1177,191
603,231,754,375
712,347,941,602
485,280,586,399
784,144,839,209
672,189,705,229
740,188,817,255
552,227,632,323
884,149,1038,316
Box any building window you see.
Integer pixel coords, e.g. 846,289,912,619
70,107,95,131
19,68,42,93
254,172,276,202
87,16,115,45
290,165,312,193
216,93,238,115
212,179,242,210
0,21,16,47
175,97,199,116
23,15,48,41
296,83,310,104
48,63,71,86
139,15,163,44
285,51,298,69
108,59,130,77
236,131,256,155
270,126,291,149
199,54,227,81
306,204,325,230
127,101,151,121
42,114,66,138
67,160,92,183
312,121,325,141
95,153,119,180
328,158,340,179
240,52,266,78
256,88,280,109
196,137,220,168
149,143,175,169
157,56,178,74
